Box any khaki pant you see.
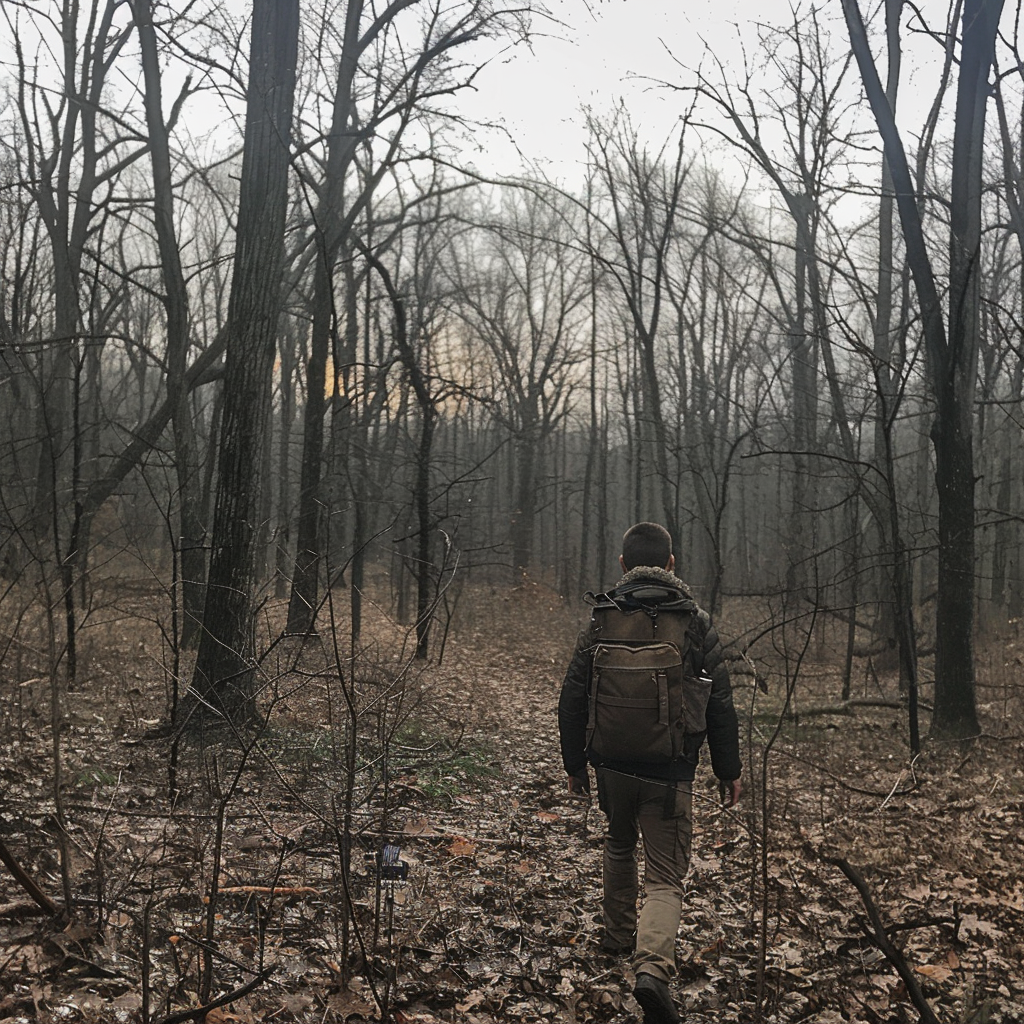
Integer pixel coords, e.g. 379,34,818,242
596,768,693,982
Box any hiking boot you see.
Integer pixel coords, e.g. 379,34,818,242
634,973,680,1024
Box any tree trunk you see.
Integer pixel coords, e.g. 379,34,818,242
133,0,206,646
930,0,1002,740
286,0,363,634
856,0,921,697
190,0,300,728
511,417,538,571
578,244,600,594
274,327,298,600
357,243,438,658
842,0,1002,741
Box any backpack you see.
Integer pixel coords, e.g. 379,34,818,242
584,584,713,764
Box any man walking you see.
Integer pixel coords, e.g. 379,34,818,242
558,522,742,1024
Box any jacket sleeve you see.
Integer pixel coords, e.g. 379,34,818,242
694,612,742,782
558,629,592,776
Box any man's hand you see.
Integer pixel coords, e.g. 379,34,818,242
718,778,742,808
567,772,591,798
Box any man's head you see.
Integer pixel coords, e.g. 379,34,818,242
620,522,674,571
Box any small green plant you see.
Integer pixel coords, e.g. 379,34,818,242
72,767,120,790
393,722,500,804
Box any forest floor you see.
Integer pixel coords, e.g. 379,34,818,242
1,575,1024,1024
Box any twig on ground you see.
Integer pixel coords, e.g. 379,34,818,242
0,829,63,920
823,855,941,1024
150,965,274,1024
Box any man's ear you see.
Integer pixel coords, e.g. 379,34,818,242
667,554,675,572
619,555,626,572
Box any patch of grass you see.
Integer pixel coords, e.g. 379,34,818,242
71,767,120,790
415,748,501,804
393,720,499,804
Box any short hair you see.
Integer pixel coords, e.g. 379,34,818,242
621,522,672,570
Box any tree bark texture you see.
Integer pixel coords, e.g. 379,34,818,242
930,0,1002,739
191,0,300,726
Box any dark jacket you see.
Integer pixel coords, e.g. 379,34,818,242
558,566,742,783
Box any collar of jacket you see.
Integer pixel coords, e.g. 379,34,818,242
617,565,692,594
584,566,696,613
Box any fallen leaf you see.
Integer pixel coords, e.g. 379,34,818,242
698,937,725,958
448,837,477,857
916,964,952,982
456,991,487,1011
960,914,1002,938
205,1009,243,1023
404,818,442,836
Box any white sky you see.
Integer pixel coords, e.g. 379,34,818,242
457,0,752,179
0,0,973,196
454,0,956,184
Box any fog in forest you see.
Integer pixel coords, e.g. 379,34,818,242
1,1,1022,1022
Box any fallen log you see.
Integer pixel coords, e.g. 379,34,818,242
754,697,933,722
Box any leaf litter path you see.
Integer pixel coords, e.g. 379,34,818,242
365,587,1024,1024
2,582,1024,1023
422,589,751,1024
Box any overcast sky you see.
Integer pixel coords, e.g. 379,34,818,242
454,0,955,184
0,0,961,191
457,0,752,178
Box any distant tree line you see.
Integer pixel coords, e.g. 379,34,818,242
0,0,1020,742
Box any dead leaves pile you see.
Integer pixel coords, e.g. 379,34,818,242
1,587,1024,1023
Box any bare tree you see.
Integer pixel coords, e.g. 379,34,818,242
446,188,589,571
132,0,207,646
682,9,868,598
582,109,693,545
354,189,458,658
285,0,538,634
841,0,1005,740
663,173,771,614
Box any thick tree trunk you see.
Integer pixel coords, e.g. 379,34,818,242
929,0,1001,739
931,410,978,737
190,0,299,728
